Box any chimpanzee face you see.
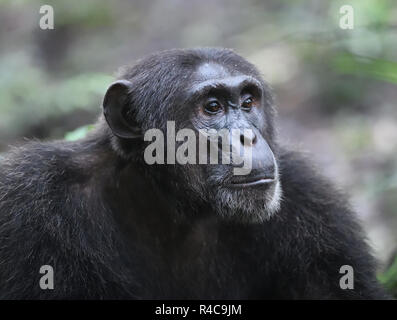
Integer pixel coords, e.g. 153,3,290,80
180,62,282,222
103,50,282,222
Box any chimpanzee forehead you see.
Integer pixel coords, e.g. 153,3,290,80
194,62,240,82
195,63,231,80
190,62,260,94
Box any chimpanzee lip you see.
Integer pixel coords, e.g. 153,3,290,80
228,176,276,188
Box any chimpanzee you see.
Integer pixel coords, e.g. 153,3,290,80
0,48,389,299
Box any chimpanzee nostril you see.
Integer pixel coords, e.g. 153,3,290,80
240,131,257,146
240,134,245,145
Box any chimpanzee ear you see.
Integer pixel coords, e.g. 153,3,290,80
103,80,141,139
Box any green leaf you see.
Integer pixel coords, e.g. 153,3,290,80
332,53,397,84
64,124,94,141
378,255,397,297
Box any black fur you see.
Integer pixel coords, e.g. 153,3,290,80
0,48,388,299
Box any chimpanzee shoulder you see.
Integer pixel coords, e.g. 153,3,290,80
0,137,138,299
269,148,387,299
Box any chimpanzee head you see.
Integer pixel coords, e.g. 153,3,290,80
103,48,282,222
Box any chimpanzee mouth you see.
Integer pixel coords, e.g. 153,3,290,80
228,175,276,188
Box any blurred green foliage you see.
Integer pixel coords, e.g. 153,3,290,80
0,53,112,137
379,256,397,297
64,124,94,141
333,53,397,84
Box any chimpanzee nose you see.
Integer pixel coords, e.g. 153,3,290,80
240,130,257,146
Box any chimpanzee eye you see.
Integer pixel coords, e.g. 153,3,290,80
204,101,222,115
241,97,253,111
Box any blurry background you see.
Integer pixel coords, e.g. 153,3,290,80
0,0,396,294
